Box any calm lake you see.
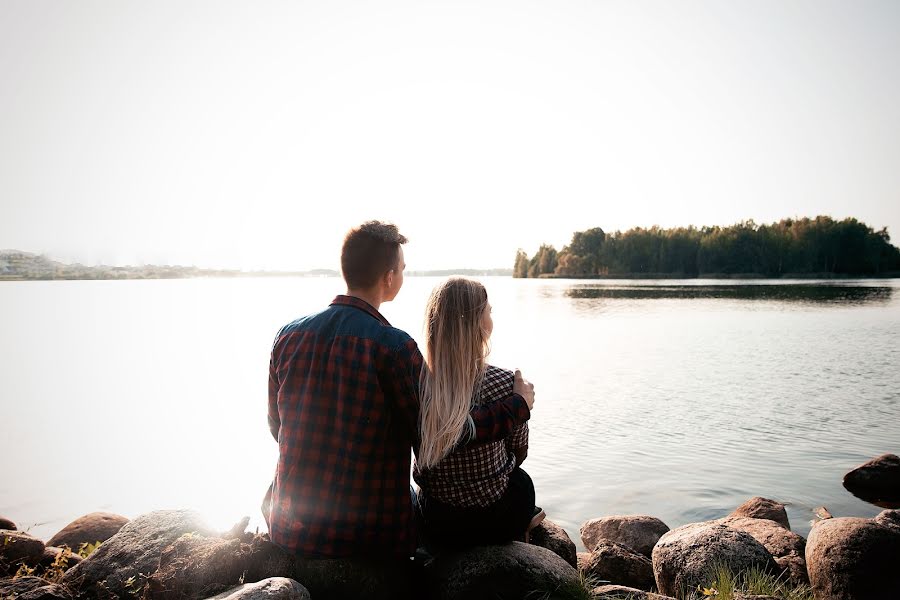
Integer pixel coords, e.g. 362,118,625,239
2,277,898,551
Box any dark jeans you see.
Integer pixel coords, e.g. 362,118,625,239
417,467,536,549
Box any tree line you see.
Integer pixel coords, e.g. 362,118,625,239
514,216,900,278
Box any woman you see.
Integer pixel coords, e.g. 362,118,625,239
413,277,544,548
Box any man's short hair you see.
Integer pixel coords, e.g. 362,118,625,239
341,221,408,289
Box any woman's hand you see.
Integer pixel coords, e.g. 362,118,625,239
513,369,535,410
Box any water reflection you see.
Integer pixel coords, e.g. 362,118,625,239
565,283,893,304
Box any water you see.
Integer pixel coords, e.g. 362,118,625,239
1,277,898,551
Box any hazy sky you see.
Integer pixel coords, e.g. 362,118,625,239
1,1,898,271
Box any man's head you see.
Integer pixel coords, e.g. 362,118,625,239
341,221,408,302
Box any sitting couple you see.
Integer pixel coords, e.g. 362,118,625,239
264,220,543,563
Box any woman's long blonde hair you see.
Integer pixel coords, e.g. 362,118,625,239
418,278,491,469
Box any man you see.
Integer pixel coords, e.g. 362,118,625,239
265,221,534,559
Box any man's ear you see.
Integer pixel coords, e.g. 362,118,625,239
383,269,394,290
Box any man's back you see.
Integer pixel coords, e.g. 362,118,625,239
267,295,421,558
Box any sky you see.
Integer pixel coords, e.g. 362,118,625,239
1,1,898,271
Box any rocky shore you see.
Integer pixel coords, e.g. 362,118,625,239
2,454,898,600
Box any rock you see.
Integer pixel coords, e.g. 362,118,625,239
591,584,675,599
580,515,670,557
39,546,83,571
729,497,790,530
47,512,129,550
0,576,73,600
718,516,807,584
527,518,577,568
843,453,900,501
773,553,808,586
874,508,900,533
204,577,310,600
423,541,579,600
61,509,219,598
806,515,900,600
143,531,413,600
143,533,256,599
582,540,655,591
651,521,779,598
0,517,15,530
814,506,833,520
0,530,46,571
577,551,591,572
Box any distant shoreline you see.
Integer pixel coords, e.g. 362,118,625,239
0,250,513,281
537,271,900,280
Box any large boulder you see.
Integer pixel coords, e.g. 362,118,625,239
728,497,790,530
0,516,15,530
204,577,310,600
842,453,900,503
527,519,577,568
582,540,655,591
145,532,412,600
806,515,900,599
1,530,45,572
651,522,778,598
61,509,219,598
47,512,129,550
580,515,670,557
143,533,260,599
423,541,579,600
591,584,675,599
718,516,807,584
0,576,73,600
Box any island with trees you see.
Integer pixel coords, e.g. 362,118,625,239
514,216,900,279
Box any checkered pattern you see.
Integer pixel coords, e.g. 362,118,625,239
413,365,530,508
266,296,530,558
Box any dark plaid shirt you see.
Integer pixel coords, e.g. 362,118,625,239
413,365,529,507
266,295,531,559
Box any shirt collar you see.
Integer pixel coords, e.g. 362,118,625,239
331,295,391,327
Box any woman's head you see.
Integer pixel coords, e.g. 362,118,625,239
418,278,493,469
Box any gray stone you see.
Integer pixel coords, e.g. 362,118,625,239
528,518,578,568
423,541,579,600
205,577,310,600
805,516,900,600
0,576,73,600
139,531,411,600
728,497,790,530
1,530,46,569
580,515,670,557
842,453,900,502
61,509,219,598
591,584,675,599
718,516,807,584
47,512,129,551
582,540,655,591
651,521,778,598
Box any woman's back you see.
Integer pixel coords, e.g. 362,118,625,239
413,364,529,507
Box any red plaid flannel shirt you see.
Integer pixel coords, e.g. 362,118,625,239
266,296,530,558
413,365,529,508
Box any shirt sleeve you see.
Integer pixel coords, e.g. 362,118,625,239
506,422,529,453
468,392,531,444
267,338,281,442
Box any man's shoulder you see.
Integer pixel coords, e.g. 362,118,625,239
276,304,415,351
